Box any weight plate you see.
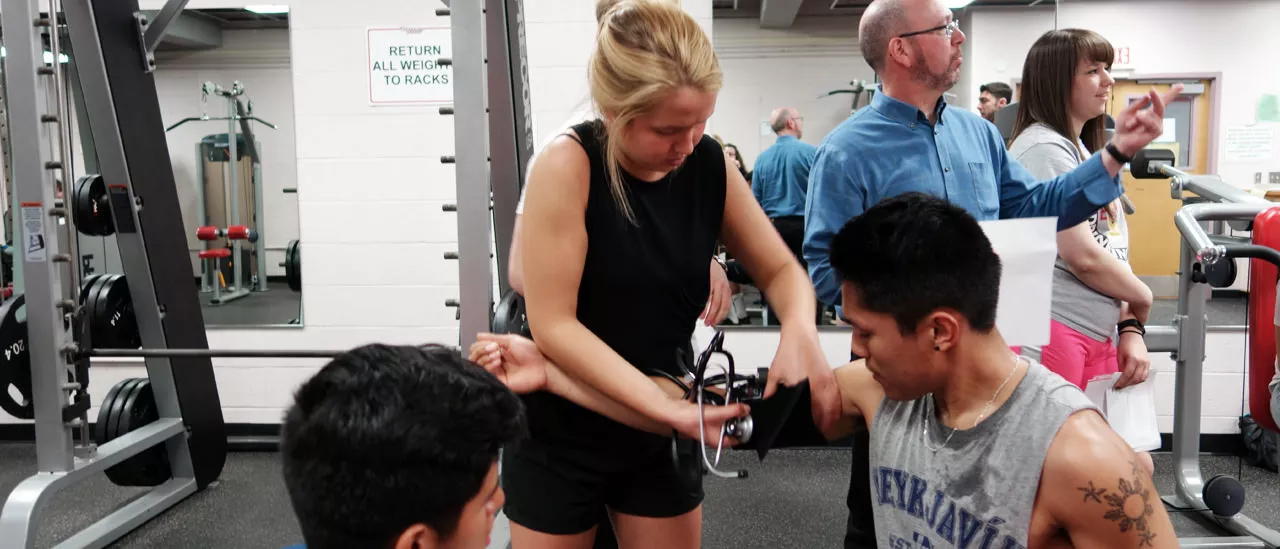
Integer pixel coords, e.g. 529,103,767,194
92,275,139,349
79,273,104,304
103,378,147,486
72,175,113,237
80,274,113,348
94,377,136,450
100,378,142,448
0,295,30,420
285,240,301,292
113,379,169,486
492,289,527,335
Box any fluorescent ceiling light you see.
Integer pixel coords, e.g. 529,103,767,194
944,0,975,7
245,4,289,14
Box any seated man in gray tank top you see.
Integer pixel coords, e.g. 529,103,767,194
821,193,1177,549
468,193,1179,548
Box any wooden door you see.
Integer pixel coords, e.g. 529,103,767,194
1107,79,1213,295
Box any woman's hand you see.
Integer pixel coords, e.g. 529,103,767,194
468,333,549,395
666,399,750,448
768,326,841,432
1114,331,1150,390
702,259,733,326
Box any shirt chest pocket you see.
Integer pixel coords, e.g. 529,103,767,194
966,161,1000,218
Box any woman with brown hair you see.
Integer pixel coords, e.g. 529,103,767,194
1008,28,1155,474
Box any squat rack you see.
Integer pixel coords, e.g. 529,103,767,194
0,0,535,546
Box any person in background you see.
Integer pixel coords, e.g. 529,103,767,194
1273,279,1280,432
801,0,1180,545
751,107,821,324
724,142,751,182
978,81,1013,123
1007,28,1154,475
506,0,733,329
280,344,525,549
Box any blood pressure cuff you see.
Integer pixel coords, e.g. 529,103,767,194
739,380,829,461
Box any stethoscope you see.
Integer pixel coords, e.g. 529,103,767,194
656,330,759,479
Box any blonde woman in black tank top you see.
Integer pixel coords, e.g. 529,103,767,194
500,2,840,548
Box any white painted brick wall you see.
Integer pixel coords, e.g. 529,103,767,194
708,16,871,165
525,0,714,152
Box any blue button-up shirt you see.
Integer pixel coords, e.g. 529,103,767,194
803,86,1123,307
752,135,818,218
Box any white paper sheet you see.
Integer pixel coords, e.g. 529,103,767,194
1085,372,1162,452
979,217,1058,347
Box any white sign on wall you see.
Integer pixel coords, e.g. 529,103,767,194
367,27,453,105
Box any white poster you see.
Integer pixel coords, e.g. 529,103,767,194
367,27,453,105
980,217,1058,347
1225,125,1276,161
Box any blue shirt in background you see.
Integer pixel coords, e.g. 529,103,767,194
752,135,818,218
803,85,1123,307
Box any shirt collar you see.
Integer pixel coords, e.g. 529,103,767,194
776,134,798,142
870,83,949,126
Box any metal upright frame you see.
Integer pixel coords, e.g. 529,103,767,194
1139,165,1280,548
0,0,227,546
443,0,534,348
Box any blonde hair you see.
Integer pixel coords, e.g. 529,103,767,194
589,0,721,223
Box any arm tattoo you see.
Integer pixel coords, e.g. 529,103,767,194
1078,459,1158,547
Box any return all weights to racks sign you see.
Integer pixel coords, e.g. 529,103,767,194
368,27,453,105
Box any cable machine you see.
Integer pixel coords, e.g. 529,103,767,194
167,80,277,304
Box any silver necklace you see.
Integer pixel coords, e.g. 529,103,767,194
922,352,1023,453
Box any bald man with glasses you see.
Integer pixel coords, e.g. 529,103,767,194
799,0,1181,546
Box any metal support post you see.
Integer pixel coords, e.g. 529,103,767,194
486,0,534,294
252,140,267,291
0,0,78,477
450,0,493,348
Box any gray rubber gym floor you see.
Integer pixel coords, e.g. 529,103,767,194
0,444,1276,548
197,281,301,327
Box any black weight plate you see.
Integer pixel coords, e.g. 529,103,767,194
285,240,301,292
80,274,114,348
1203,475,1246,517
108,378,168,486
100,378,143,448
93,275,139,349
114,380,169,486
73,175,112,237
104,378,148,486
94,377,136,449
0,295,31,420
492,289,526,335
79,273,104,304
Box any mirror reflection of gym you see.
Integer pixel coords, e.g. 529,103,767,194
73,6,302,328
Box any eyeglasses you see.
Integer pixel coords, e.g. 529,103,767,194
899,20,960,39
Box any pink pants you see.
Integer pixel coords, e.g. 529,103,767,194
1037,319,1119,389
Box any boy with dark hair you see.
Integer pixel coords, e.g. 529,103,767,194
471,193,1179,548
281,344,526,549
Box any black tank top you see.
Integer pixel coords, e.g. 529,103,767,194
522,120,726,461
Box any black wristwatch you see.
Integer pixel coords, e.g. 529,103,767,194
1117,318,1145,335
1105,142,1132,165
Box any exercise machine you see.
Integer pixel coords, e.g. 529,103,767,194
167,80,277,304
1132,148,1280,548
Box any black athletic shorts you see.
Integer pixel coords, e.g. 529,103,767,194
501,437,704,535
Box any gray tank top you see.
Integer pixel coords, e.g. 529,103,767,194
869,358,1099,549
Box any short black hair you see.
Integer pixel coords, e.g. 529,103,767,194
980,82,1013,103
830,193,1001,334
281,344,526,549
